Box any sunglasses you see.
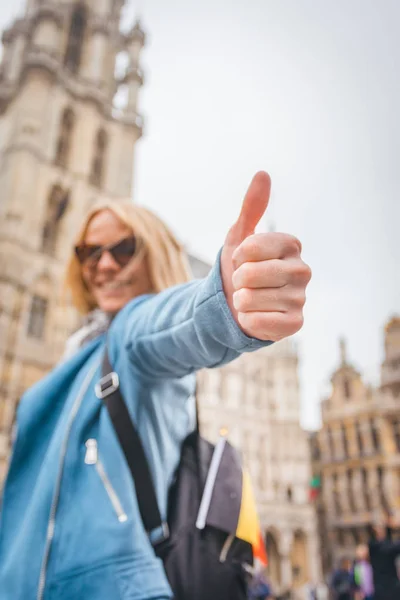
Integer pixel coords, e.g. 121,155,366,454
74,235,139,268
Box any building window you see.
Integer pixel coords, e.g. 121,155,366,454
350,528,360,545
343,378,351,399
341,424,349,458
90,129,108,187
377,466,388,512
55,108,75,167
370,418,381,452
327,427,335,460
355,422,364,456
361,468,371,511
393,418,400,452
41,185,69,255
64,4,86,73
337,528,345,546
311,436,321,461
27,296,48,339
347,470,357,513
332,473,342,516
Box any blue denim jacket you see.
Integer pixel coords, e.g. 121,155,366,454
0,256,270,600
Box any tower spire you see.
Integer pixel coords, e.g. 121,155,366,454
339,337,347,366
0,0,145,481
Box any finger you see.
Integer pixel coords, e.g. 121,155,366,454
232,258,312,290
229,171,271,246
232,232,302,269
238,311,304,341
232,286,306,314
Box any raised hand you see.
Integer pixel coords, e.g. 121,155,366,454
220,171,311,341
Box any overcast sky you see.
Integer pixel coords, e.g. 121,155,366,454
1,0,399,428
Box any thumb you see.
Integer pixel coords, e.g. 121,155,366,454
228,171,271,246
220,171,271,326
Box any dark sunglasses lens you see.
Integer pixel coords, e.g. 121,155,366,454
110,237,137,266
75,245,101,264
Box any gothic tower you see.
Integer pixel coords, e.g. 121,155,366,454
0,0,145,479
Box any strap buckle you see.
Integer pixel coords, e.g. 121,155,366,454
95,372,120,399
150,522,170,546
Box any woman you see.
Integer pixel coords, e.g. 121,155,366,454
0,172,311,599
353,544,374,600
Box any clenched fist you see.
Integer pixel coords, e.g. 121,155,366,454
221,171,311,341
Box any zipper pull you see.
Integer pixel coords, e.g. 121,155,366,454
85,439,98,464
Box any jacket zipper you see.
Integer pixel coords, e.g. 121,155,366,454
85,439,127,523
37,361,100,600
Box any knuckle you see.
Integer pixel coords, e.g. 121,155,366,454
285,235,302,255
288,260,311,282
290,291,306,309
233,264,250,289
239,312,263,335
287,313,304,334
299,262,312,282
236,288,253,312
243,236,259,258
242,263,258,287
235,264,247,287
249,313,264,333
232,270,241,290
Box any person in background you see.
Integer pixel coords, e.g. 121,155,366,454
353,544,374,600
368,515,400,600
330,557,355,600
248,569,273,599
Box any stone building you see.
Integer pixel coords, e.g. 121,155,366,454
198,340,321,594
311,321,400,572
0,0,145,479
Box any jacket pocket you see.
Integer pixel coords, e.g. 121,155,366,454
85,439,127,523
48,556,172,600
115,556,173,600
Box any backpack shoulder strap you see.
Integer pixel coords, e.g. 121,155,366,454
96,346,168,541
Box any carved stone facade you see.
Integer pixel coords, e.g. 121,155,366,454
311,321,400,573
197,342,322,594
0,0,145,479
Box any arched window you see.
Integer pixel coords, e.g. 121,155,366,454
327,427,335,460
341,424,349,458
41,185,69,255
55,108,74,167
347,469,357,513
64,4,86,73
355,421,364,456
370,418,380,452
90,129,108,187
265,532,281,588
361,468,371,511
343,377,351,399
332,473,342,516
27,295,48,339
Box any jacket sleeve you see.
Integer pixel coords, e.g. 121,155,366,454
117,250,273,379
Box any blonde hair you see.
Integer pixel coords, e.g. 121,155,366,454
65,201,192,314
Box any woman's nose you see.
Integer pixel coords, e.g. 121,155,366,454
96,250,120,271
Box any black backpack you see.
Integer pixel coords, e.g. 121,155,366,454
95,348,258,600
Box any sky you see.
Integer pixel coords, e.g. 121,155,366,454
1,0,399,428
